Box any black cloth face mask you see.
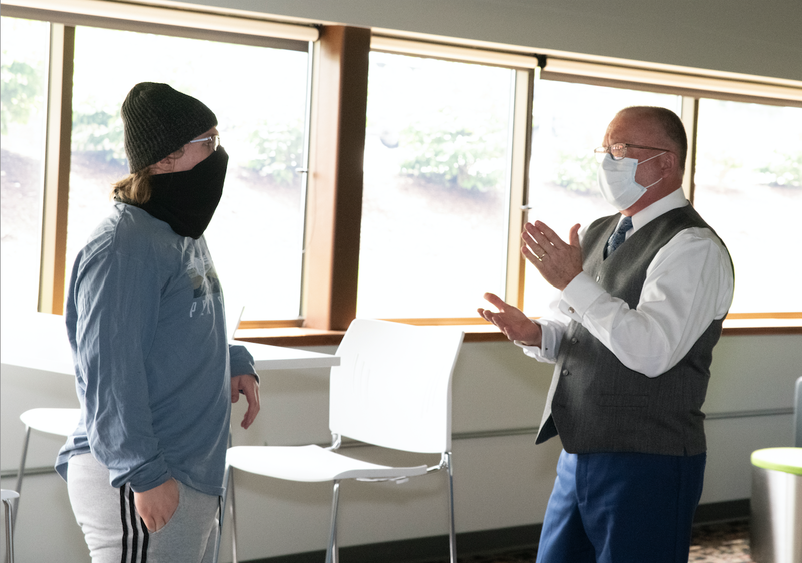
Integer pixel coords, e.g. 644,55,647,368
122,147,229,239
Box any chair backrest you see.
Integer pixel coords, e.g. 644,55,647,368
794,376,802,448
2,313,73,374
329,319,464,454
226,304,245,341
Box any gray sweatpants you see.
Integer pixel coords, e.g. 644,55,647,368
67,453,220,563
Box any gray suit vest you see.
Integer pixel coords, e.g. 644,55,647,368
536,205,730,456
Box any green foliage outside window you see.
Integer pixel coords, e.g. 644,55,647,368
397,109,506,193
758,150,802,188
66,110,306,185
1,60,44,135
72,110,126,163
246,119,304,187
553,151,598,194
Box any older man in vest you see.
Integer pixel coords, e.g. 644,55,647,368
479,106,734,563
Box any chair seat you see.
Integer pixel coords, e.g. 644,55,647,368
20,408,81,436
1,490,19,502
227,445,428,482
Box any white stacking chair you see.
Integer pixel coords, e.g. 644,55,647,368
2,489,19,563
6,313,79,530
794,375,802,447
224,319,464,563
214,303,245,563
13,408,81,528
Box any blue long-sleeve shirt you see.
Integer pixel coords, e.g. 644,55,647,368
56,203,254,496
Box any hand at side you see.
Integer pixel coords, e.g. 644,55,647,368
231,374,260,429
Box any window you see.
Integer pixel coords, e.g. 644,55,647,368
692,99,802,314
0,17,49,330
0,4,315,328
358,51,514,318
66,25,311,321
523,80,680,315
2,1,800,336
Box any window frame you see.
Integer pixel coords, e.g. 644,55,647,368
356,42,534,321
3,0,317,320
365,35,802,331
3,0,801,339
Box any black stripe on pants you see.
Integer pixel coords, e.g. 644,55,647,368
119,485,150,563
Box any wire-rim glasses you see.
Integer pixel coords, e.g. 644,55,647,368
188,134,221,152
594,143,670,163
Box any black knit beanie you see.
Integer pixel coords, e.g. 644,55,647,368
121,82,218,173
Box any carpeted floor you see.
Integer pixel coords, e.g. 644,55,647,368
429,520,753,563
688,520,753,563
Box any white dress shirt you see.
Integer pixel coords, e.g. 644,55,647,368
518,189,734,378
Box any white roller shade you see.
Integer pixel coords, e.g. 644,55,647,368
371,34,802,105
2,0,319,43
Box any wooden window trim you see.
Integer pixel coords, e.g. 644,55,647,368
234,312,802,347
301,25,371,331
38,23,73,315
233,321,802,349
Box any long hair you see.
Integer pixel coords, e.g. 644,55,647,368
111,168,153,204
110,145,186,203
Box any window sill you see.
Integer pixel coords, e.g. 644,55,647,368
721,317,802,336
234,323,505,347
233,318,802,348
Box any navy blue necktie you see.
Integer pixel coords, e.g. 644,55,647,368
606,216,633,256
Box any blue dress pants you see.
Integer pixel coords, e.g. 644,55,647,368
535,449,706,563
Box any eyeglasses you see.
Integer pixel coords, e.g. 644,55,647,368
594,143,669,162
188,134,221,152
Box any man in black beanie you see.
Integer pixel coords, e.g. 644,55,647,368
56,82,261,563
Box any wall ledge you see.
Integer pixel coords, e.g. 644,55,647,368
234,322,802,348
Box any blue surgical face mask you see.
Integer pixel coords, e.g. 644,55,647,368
597,152,665,210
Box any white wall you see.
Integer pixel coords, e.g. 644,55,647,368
2,334,800,562
173,0,802,82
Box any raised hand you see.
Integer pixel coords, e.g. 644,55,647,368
521,221,583,290
478,292,542,346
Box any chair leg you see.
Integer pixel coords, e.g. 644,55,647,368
213,464,232,563
12,427,31,531
4,498,15,563
229,468,239,563
445,451,457,563
325,480,341,563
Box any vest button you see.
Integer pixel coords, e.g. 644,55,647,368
596,275,601,282
561,369,569,376
571,337,578,344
